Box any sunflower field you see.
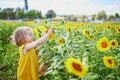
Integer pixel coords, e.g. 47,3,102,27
0,20,120,80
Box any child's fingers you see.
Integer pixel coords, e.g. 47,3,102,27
38,64,47,78
46,28,52,33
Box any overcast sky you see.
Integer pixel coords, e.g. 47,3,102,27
0,0,120,15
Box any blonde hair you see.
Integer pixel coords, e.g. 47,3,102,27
11,26,31,46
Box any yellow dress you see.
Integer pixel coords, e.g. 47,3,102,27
17,44,39,80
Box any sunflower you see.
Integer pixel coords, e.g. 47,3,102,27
49,33,55,39
116,27,120,33
66,22,72,27
40,26,48,32
106,25,111,29
83,29,89,37
66,26,71,32
103,56,115,69
73,25,78,31
64,57,88,78
80,23,85,29
57,38,65,46
96,25,101,31
115,25,120,30
97,37,110,51
110,40,118,49
89,35,94,40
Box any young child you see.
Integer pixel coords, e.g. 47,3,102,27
13,26,53,80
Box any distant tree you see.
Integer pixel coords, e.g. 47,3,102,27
108,15,114,21
38,11,42,19
115,13,119,18
15,7,25,19
97,10,107,20
25,9,42,19
0,12,6,19
45,9,56,19
2,8,15,19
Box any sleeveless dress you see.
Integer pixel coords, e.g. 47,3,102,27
17,44,39,80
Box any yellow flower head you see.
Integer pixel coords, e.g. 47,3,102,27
83,29,89,37
103,56,115,69
116,27,120,33
49,33,55,39
106,25,111,29
80,23,85,29
115,25,120,30
64,57,88,78
97,37,110,51
110,40,118,49
40,26,48,32
73,25,78,31
89,35,94,40
57,38,65,46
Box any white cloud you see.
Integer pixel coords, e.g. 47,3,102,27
0,0,24,9
28,0,101,15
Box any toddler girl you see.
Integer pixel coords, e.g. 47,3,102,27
13,26,52,80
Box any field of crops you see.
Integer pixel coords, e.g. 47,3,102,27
0,20,120,80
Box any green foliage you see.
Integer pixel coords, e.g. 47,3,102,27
97,10,107,20
1,8,15,19
45,9,56,19
108,15,114,20
0,8,42,20
0,21,120,80
38,21,120,80
15,7,25,19
115,13,119,18
25,10,42,19
0,21,19,80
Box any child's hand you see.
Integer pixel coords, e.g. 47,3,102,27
47,28,53,35
38,64,47,78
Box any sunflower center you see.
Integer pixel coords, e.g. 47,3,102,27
111,42,116,46
90,35,93,39
60,40,63,43
108,59,112,64
101,41,108,48
108,26,110,28
118,29,120,32
72,62,82,72
85,31,88,35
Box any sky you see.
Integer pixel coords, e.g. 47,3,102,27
0,0,120,15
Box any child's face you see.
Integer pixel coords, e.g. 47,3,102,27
25,28,33,43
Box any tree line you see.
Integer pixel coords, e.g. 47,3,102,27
0,7,56,20
0,7,119,21
96,10,119,21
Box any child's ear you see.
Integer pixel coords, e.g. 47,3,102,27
21,39,26,45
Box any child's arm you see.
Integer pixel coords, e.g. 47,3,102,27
24,28,53,54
